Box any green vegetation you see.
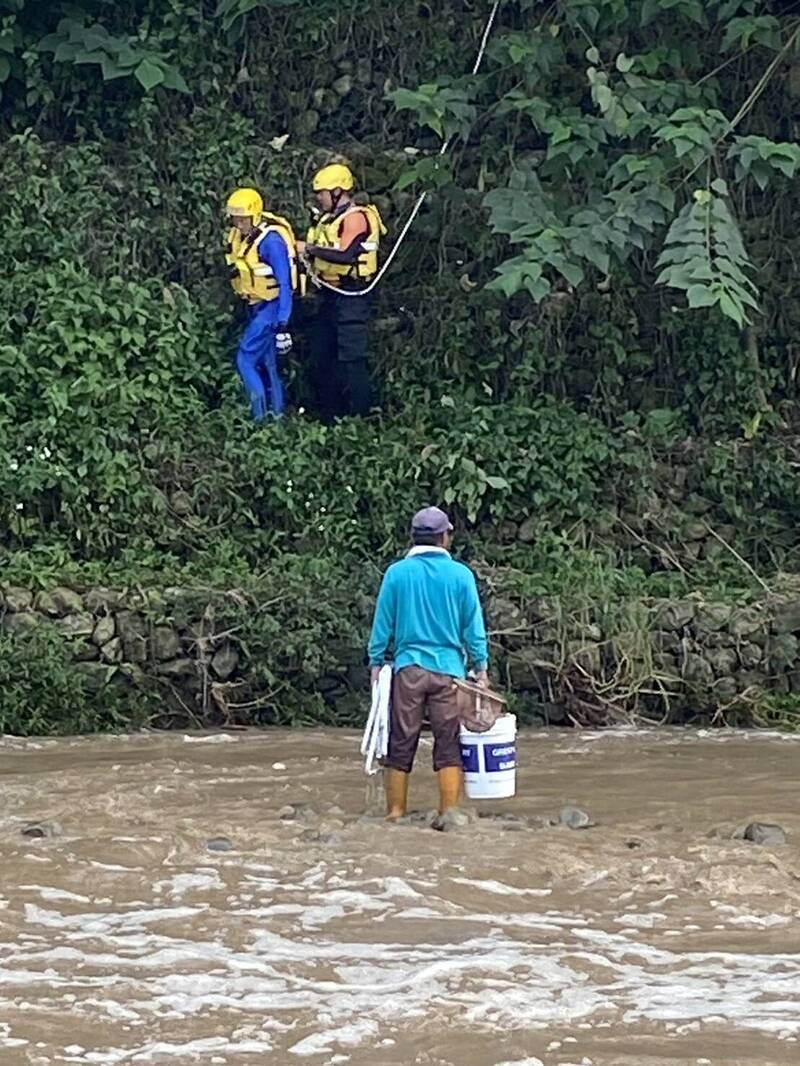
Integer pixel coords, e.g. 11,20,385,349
2,1,800,731
0,622,146,735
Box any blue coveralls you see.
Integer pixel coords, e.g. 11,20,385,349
236,231,293,420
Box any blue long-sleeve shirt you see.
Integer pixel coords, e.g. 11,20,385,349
367,549,489,678
257,230,293,326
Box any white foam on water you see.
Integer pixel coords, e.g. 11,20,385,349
394,906,449,919
19,886,92,903
182,733,237,744
561,727,800,744
241,873,283,891
379,876,427,899
613,912,666,928
326,873,437,895
152,872,222,898
288,1019,380,1057
647,894,679,908
81,997,142,1022
298,904,347,928
309,888,403,910
89,862,144,873
492,1059,544,1066
580,870,610,888
235,903,306,919
112,836,166,844
76,1036,273,1062
24,902,203,931
414,907,590,932
9,884,798,1047
452,877,552,897
727,913,792,928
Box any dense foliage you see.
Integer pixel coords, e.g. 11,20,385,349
0,622,146,735
2,0,800,729
393,2,800,329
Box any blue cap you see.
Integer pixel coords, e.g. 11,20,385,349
411,506,453,534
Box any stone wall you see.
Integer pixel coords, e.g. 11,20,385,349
0,585,248,725
492,588,800,726
3,582,800,727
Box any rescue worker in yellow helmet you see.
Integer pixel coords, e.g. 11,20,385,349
225,187,296,420
296,164,386,422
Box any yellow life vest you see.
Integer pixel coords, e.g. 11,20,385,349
225,213,299,303
307,202,387,285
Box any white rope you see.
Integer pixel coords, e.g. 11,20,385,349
303,0,502,298
360,664,392,775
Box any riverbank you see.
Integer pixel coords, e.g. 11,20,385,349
4,2,800,744
3,570,800,734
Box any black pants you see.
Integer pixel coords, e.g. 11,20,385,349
310,291,373,421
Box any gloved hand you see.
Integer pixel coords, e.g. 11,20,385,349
275,331,293,355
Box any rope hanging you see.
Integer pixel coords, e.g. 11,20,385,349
302,0,502,298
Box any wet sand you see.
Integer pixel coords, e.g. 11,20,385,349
1,727,799,1065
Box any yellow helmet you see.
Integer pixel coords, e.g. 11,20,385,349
226,187,263,221
312,164,355,193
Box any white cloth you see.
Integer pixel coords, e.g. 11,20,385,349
406,546,450,558
361,664,392,775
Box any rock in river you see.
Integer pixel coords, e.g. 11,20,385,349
21,821,61,838
743,822,786,846
431,807,477,832
206,836,234,852
559,805,594,829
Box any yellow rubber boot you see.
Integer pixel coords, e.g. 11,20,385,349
384,769,409,819
437,766,463,814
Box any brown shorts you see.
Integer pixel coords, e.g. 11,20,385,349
385,665,462,773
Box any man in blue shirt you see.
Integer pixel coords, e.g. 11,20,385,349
368,506,489,819
225,188,295,420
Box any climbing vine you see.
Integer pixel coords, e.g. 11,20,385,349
390,0,800,327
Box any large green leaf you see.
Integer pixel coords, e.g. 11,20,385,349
160,66,190,94
686,284,716,308
134,59,165,91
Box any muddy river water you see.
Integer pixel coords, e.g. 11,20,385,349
0,727,798,1066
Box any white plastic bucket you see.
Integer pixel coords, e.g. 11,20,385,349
460,713,517,800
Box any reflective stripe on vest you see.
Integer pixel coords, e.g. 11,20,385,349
225,214,298,303
307,203,386,285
